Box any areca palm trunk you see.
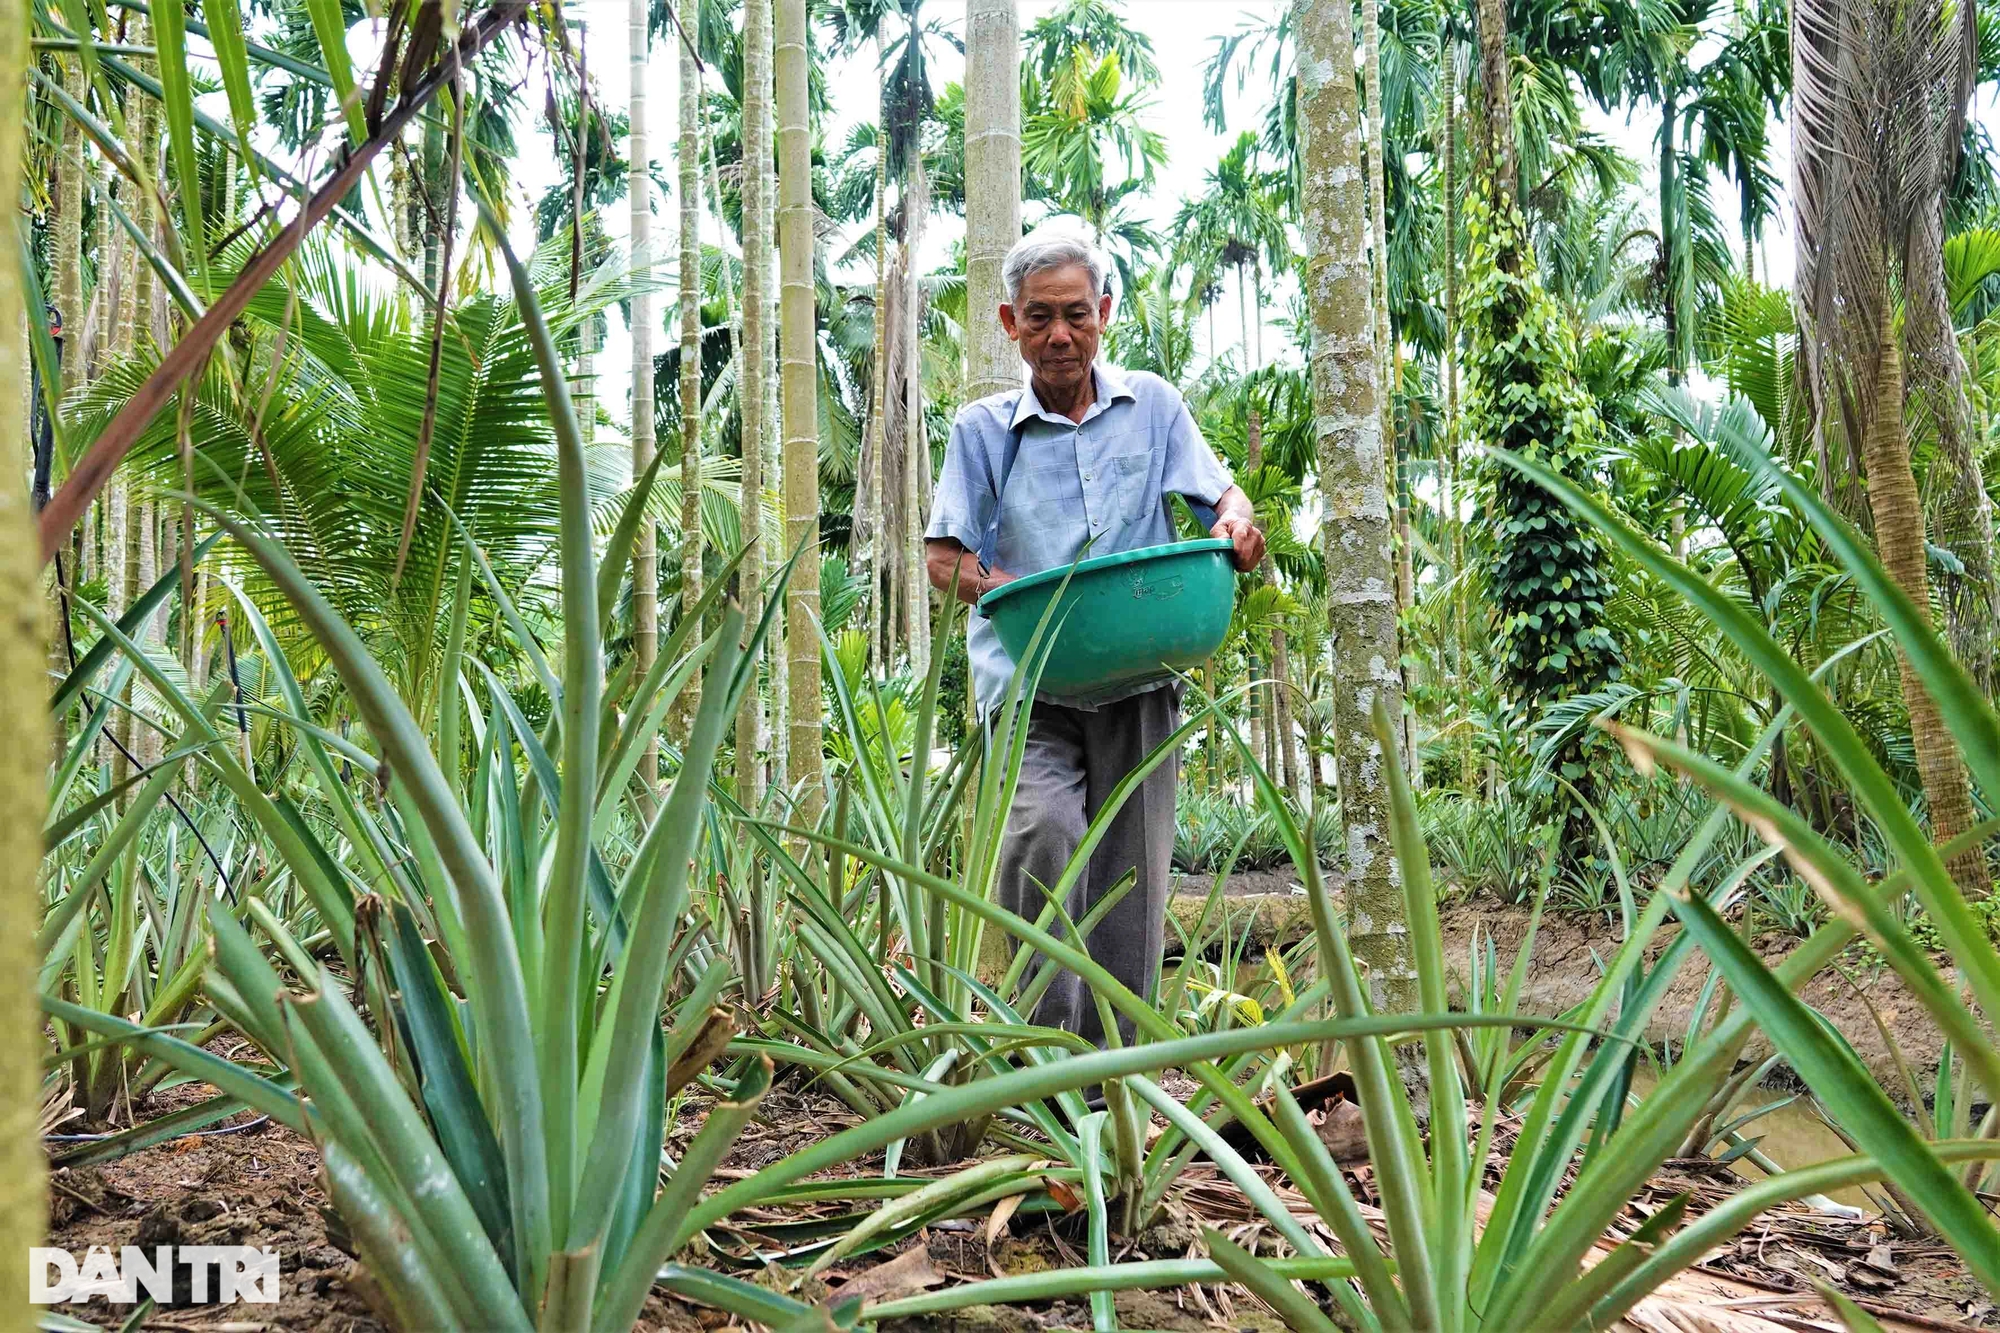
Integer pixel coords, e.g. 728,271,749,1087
1364,0,1420,788
1474,0,1516,211
736,0,773,808
1361,0,1408,614
963,0,1022,403
110,31,158,779
50,52,86,730
903,155,931,675
102,469,126,783
1237,284,1268,783
630,0,658,804
0,0,47,1296
136,502,159,764
1250,405,1301,799
1300,0,1412,1012
1440,40,1474,795
53,55,83,397
106,142,140,789
1252,259,1265,369
1248,647,1266,780
676,0,704,735
1270,637,1299,797
565,73,597,451
1237,263,1251,370
864,141,888,672
761,44,785,794
777,0,822,819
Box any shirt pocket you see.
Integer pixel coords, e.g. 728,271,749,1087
1108,449,1159,528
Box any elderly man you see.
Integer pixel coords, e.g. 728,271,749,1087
925,229,1265,1045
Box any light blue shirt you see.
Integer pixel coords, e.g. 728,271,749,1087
926,361,1235,716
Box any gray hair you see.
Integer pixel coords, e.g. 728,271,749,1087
1001,228,1111,305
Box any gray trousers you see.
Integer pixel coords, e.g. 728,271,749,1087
998,687,1179,1046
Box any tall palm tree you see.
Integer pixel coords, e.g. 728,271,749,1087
1361,0,1409,619
1024,0,1159,86
0,0,43,1292
631,0,658,803
964,0,1022,403
1244,389,1303,799
737,0,774,808
863,126,889,671
1438,15,1474,789
1299,0,1412,1012
778,0,822,819
1464,0,1622,866
1171,133,1285,373
676,0,705,736
52,52,84,400
1793,0,1991,893
836,1,950,672
1021,41,1164,289
1474,0,1515,210
763,25,787,793
901,123,932,674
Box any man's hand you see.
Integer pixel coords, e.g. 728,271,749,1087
927,538,1016,606
1210,491,1266,572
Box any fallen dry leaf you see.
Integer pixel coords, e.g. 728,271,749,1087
835,1243,943,1306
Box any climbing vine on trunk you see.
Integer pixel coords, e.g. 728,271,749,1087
1461,184,1621,723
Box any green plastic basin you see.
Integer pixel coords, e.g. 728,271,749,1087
977,538,1237,698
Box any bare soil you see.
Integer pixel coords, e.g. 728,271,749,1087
1166,872,1949,1092
45,1078,388,1332
34,887,1971,1332
44,1058,1997,1333
1430,896,1944,1092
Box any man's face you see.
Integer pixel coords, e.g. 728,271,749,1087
999,264,1112,394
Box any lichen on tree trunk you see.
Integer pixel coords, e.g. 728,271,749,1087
863,139,889,673
1298,0,1413,1013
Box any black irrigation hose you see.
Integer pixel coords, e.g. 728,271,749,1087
219,608,250,739
45,1115,271,1144
68,652,238,902
38,318,234,892
46,528,236,892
